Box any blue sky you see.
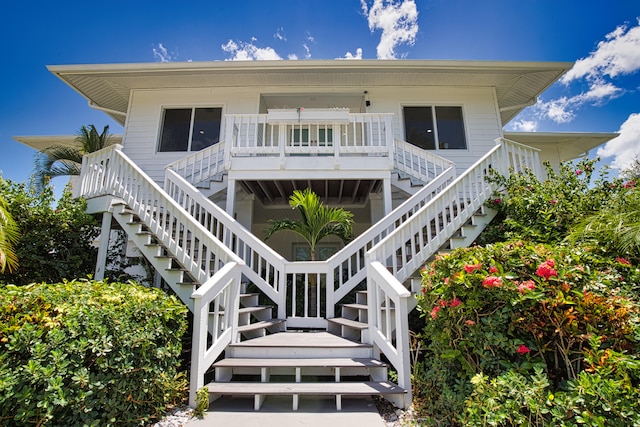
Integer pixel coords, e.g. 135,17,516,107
1,0,639,190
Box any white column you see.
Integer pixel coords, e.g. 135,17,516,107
225,178,236,217
235,194,254,230
383,177,392,216
94,211,112,280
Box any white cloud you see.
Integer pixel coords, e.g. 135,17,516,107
561,19,640,83
221,39,283,61
510,119,539,132
288,53,299,60
361,0,418,59
152,43,175,62
528,19,640,125
337,48,363,60
597,113,640,171
274,27,287,41
302,43,312,59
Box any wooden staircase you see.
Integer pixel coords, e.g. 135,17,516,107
209,331,406,410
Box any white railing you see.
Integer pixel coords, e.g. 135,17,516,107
189,261,242,407
366,260,412,409
363,138,541,401
166,141,226,186
224,112,395,164
164,169,286,315
394,138,456,183
80,145,245,408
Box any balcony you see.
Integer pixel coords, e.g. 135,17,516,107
223,109,395,173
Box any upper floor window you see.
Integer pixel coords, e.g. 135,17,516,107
158,107,222,152
403,106,467,150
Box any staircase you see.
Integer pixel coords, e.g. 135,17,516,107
79,136,541,411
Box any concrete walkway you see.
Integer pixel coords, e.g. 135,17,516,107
186,396,386,427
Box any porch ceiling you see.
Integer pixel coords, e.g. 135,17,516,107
239,178,382,207
47,59,573,126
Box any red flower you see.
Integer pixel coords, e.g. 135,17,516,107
449,297,462,308
616,257,631,265
438,299,448,307
624,181,636,189
517,280,536,293
536,260,557,280
464,263,482,273
489,266,498,274
493,198,501,204
482,276,502,288
465,319,476,326
430,305,441,319
576,169,583,175
550,199,558,205
516,344,531,355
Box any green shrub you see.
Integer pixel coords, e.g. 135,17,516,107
0,279,188,426
415,241,640,426
0,180,100,286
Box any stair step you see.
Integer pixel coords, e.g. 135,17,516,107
213,357,387,369
207,381,404,396
236,319,285,333
216,306,272,316
327,318,368,330
342,303,368,311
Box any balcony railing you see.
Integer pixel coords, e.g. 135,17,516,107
223,111,395,168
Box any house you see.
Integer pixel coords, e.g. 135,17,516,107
15,60,616,411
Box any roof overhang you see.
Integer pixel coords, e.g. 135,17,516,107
12,135,123,151
504,132,618,162
47,59,573,125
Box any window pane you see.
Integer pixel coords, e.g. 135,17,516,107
191,108,222,151
403,107,435,150
435,106,466,150
159,109,191,152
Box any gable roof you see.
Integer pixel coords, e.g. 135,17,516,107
47,59,572,125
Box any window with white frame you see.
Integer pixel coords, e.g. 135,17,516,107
158,107,222,152
403,106,467,150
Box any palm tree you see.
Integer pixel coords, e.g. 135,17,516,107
34,125,114,189
0,183,19,273
265,188,354,316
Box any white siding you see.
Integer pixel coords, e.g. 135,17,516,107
122,85,502,184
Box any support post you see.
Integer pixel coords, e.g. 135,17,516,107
383,177,392,216
94,210,112,280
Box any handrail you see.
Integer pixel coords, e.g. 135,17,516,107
394,138,455,184
164,168,287,313
165,141,226,186
189,261,242,407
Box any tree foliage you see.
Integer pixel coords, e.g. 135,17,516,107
0,179,19,273
34,124,114,190
0,179,99,286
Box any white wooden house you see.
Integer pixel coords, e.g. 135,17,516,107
15,60,616,411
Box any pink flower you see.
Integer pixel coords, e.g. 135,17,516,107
444,277,450,284
493,198,501,204
624,181,636,189
536,259,557,280
489,266,498,274
617,257,631,266
482,276,502,288
576,169,583,175
438,299,448,307
550,199,558,205
449,297,462,308
430,305,441,319
465,319,476,326
516,344,531,355
464,263,482,273
517,280,536,293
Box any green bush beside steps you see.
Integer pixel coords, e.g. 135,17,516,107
0,279,188,426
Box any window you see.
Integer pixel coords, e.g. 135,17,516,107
293,243,339,261
158,107,222,152
403,106,467,150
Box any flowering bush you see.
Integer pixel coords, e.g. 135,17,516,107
415,241,640,426
478,158,629,245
